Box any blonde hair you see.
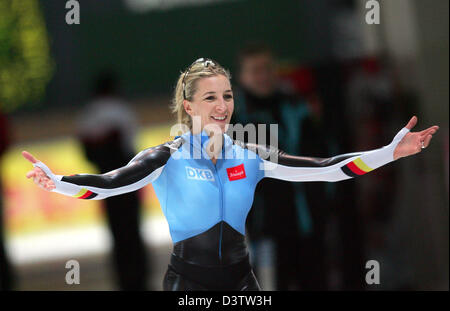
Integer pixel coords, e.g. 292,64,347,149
171,59,231,131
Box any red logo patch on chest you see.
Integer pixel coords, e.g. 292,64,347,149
226,163,246,181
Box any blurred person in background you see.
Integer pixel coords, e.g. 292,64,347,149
232,43,330,290
0,110,14,290
75,71,149,290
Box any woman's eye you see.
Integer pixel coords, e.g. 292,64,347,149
224,94,233,100
205,96,215,101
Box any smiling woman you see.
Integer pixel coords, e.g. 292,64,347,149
183,75,234,133
171,58,233,133
22,58,439,291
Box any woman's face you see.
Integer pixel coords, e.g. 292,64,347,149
184,75,234,134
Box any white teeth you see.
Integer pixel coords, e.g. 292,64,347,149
212,115,227,121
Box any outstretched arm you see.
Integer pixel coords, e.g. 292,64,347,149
23,144,172,200
260,116,438,182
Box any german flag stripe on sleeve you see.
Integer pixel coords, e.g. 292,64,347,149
73,188,98,200
341,157,373,178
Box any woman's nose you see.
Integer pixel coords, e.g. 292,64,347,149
216,99,227,112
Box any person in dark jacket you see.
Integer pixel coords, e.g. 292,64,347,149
76,71,149,290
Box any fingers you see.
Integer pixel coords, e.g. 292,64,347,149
33,175,42,185
423,134,433,148
418,125,439,151
419,126,439,139
405,116,417,130
26,167,45,179
32,173,54,191
405,117,439,142
22,151,38,164
26,166,54,190
23,151,55,191
26,169,36,179
26,167,40,178
46,181,56,191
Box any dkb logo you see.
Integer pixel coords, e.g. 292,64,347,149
186,167,215,182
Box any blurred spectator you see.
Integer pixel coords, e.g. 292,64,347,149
76,71,149,290
232,43,330,290
0,111,14,290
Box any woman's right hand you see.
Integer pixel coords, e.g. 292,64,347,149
22,151,56,191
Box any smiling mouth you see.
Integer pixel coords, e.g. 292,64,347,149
211,115,227,121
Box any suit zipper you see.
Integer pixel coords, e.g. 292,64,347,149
213,162,224,262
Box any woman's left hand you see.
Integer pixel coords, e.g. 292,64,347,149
393,116,439,160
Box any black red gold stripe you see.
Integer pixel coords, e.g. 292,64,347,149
341,157,373,178
73,188,98,200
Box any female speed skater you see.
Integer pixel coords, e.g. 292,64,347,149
23,58,439,291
